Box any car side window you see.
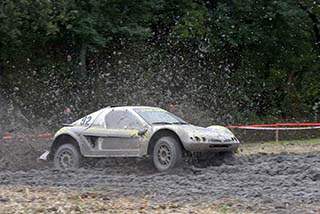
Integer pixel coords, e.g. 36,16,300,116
92,113,105,127
105,110,126,129
105,110,142,129
123,112,143,129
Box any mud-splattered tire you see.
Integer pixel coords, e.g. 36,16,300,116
54,144,81,169
220,151,236,164
220,151,235,158
152,136,182,172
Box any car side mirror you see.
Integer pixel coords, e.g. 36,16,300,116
138,127,148,136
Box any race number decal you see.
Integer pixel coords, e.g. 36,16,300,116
80,116,92,126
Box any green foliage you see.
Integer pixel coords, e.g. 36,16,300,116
0,0,158,60
170,0,320,121
173,2,208,39
0,0,319,125
219,204,230,214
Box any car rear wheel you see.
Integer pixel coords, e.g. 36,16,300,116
54,144,81,169
152,136,182,172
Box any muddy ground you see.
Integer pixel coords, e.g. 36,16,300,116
0,139,320,214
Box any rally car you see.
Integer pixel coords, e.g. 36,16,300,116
41,106,240,171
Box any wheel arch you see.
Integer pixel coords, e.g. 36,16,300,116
49,134,81,160
147,129,185,155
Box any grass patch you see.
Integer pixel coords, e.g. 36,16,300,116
239,138,320,155
219,204,230,214
0,186,254,214
245,138,320,146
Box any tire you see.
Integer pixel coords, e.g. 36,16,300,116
53,144,81,169
220,151,235,158
152,136,182,172
220,151,236,165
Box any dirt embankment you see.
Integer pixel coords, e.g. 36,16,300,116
0,139,320,213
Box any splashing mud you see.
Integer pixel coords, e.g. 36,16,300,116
0,139,319,213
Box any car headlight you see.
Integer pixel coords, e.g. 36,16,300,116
190,135,206,142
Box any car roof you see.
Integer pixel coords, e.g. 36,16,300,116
108,106,164,111
73,106,165,124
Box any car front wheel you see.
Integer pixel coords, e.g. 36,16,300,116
152,136,182,172
54,144,81,169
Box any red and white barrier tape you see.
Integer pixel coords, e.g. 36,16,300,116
226,122,320,142
229,126,320,130
1,133,52,140
226,122,320,130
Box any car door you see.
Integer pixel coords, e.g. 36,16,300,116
82,109,144,157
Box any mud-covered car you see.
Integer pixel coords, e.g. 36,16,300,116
41,106,240,171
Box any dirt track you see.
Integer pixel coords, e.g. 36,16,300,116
0,139,320,213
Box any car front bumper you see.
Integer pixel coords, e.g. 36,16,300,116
183,140,240,152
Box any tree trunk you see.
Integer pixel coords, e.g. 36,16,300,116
79,42,88,79
0,63,4,87
308,12,320,50
0,66,2,82
299,3,320,50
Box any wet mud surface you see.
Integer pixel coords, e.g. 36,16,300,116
0,141,320,213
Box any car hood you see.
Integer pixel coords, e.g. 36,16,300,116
181,125,236,141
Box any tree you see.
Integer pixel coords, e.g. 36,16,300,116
0,0,160,77
171,0,319,120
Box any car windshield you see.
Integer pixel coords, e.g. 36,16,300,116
134,108,187,125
